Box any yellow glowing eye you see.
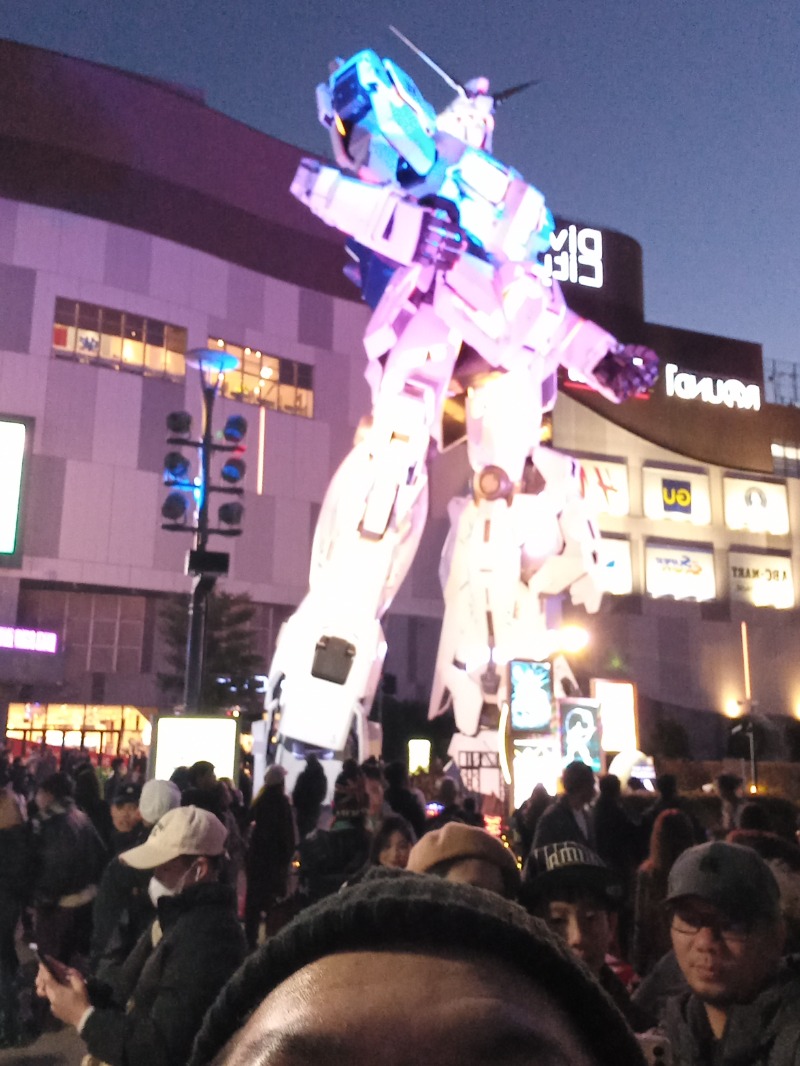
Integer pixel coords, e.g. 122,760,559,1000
334,113,346,137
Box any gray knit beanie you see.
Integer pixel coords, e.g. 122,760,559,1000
189,868,644,1065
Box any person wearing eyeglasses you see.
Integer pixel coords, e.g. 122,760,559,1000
662,841,800,1066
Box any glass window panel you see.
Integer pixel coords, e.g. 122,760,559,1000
68,594,93,619
53,323,76,352
100,332,122,361
101,309,122,338
76,329,101,359
165,348,185,378
279,383,298,413
145,342,166,375
279,359,296,385
121,338,144,368
118,621,143,647
55,297,77,324
93,596,119,622
119,597,145,621
145,321,165,346
296,363,314,390
166,325,187,355
77,304,101,331
295,386,314,418
124,315,144,341
66,646,89,678
66,619,91,643
259,379,279,410
241,370,261,402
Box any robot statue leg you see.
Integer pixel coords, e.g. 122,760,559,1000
268,305,459,770
429,369,605,798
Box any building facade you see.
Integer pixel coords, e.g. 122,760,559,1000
1,39,799,761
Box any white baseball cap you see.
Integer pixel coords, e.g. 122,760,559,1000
139,779,181,827
121,805,227,869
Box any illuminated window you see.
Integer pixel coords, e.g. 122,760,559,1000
54,299,187,380
209,337,314,417
771,442,800,478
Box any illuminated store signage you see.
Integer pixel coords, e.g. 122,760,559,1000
723,477,790,535
591,679,638,753
0,419,26,559
599,538,633,596
645,543,716,601
578,458,629,516
643,467,711,525
512,736,561,807
728,551,794,610
543,226,603,289
0,627,58,653
664,363,761,411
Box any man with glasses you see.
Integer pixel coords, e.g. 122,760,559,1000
663,841,800,1065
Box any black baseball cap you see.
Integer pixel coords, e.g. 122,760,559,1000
522,841,623,908
666,841,780,922
113,782,142,806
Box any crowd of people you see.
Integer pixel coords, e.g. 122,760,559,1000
2,745,800,1065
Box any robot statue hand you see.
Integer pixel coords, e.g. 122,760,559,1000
289,158,322,206
414,202,466,269
593,344,659,402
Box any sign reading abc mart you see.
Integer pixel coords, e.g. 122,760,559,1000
728,551,794,609
665,363,761,411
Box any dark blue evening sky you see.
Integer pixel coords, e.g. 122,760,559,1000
2,0,798,367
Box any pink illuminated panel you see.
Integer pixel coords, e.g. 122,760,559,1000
0,627,58,653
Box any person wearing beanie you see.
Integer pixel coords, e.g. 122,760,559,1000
297,770,371,902
89,779,183,975
661,841,800,1065
188,869,645,1066
406,821,521,898
36,805,246,1066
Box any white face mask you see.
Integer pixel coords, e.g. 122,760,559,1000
148,862,201,907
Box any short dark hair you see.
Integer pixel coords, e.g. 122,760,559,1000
562,760,594,795
39,771,74,802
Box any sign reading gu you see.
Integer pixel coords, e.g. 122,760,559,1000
665,363,761,411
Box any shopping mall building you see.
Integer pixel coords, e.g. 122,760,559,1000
2,38,800,766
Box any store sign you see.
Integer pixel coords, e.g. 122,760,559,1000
0,419,26,558
728,551,794,609
645,543,716,601
599,538,633,596
724,477,790,535
0,627,58,653
643,467,711,525
591,679,638,753
578,458,629,516
543,225,603,289
664,363,761,411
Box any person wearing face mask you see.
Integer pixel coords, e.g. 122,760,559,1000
35,805,246,1066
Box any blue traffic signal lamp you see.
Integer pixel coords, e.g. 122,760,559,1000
162,490,190,523
166,410,193,436
223,415,247,443
220,456,245,484
164,450,192,483
219,501,244,527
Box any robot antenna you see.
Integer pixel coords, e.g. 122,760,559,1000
493,78,540,105
389,25,466,97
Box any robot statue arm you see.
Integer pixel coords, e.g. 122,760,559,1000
291,159,464,270
591,343,659,402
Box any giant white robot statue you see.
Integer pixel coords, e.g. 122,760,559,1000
266,41,657,785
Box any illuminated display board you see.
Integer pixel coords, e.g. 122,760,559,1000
559,699,602,771
508,659,553,733
591,679,638,753
723,477,790,535
645,542,716,602
599,537,633,596
512,736,561,808
0,417,29,566
664,363,761,412
151,715,239,782
728,551,794,609
543,225,603,290
577,457,629,516
643,466,711,525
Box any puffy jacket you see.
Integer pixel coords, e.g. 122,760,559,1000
32,800,107,904
83,881,246,1066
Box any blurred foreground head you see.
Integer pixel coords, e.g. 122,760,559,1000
190,870,644,1066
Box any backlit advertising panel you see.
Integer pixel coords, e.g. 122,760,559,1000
728,551,794,609
151,714,239,782
645,543,716,602
577,458,629,517
723,477,790,535
591,679,638,753
642,466,711,525
512,736,561,807
509,659,553,733
0,417,29,566
599,537,633,595
559,699,602,771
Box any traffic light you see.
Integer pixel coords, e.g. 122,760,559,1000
164,450,191,483
218,501,244,527
223,414,247,443
220,456,245,484
166,410,192,436
162,491,190,523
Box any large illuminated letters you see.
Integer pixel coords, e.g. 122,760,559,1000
665,363,761,411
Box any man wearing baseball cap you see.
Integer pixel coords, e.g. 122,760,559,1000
662,840,800,1065
36,805,246,1066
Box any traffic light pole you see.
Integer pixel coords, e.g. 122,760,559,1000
183,378,217,713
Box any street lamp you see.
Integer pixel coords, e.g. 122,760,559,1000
161,347,248,712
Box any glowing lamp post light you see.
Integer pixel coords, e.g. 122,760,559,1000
160,348,248,712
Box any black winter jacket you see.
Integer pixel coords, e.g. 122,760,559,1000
662,957,800,1066
82,881,246,1066
32,800,107,904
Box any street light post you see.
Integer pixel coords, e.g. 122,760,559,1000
161,347,247,713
